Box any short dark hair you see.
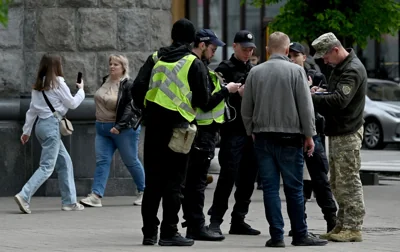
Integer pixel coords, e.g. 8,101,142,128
193,40,211,48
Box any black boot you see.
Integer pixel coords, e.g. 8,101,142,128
142,235,157,245
186,226,225,241
292,233,328,246
266,239,285,247
158,233,194,246
229,221,261,235
208,222,223,235
142,227,158,246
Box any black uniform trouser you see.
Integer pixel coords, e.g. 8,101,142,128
303,180,313,200
182,147,214,229
304,135,337,224
141,124,189,238
209,134,258,224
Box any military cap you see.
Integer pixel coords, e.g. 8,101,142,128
311,32,340,59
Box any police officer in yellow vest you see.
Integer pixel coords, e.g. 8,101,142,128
181,29,241,242
131,18,209,247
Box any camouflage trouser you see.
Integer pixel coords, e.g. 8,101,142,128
328,126,366,231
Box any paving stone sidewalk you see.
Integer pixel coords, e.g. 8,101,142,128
0,178,399,252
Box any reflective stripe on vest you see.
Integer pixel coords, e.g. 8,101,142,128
145,54,197,122
195,70,225,125
152,51,159,63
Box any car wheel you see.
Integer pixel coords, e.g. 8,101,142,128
363,120,386,150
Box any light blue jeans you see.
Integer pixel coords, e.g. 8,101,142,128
92,122,145,197
19,116,77,205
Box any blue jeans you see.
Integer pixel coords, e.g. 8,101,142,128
254,134,307,241
19,116,77,205
92,122,145,197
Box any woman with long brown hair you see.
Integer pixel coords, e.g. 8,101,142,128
15,53,86,214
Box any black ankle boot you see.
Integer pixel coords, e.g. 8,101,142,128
142,235,157,245
229,221,261,235
208,222,223,235
186,226,225,241
159,233,194,246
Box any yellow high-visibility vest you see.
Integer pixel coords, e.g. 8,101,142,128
145,53,197,122
196,70,225,125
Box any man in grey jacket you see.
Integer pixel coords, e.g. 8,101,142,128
241,31,327,248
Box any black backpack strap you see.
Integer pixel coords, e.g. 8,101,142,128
42,91,55,113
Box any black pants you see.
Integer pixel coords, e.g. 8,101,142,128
141,124,189,238
209,134,258,224
304,135,337,224
303,180,313,200
182,147,214,229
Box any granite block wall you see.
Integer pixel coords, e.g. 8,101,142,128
0,0,172,196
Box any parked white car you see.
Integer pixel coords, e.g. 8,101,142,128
363,78,400,149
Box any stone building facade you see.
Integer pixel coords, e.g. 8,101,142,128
0,0,173,196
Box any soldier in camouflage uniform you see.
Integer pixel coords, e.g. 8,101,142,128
311,32,367,242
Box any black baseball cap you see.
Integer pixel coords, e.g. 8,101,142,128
234,30,256,48
196,29,226,46
289,42,306,54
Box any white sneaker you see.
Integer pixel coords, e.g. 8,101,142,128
14,194,31,214
80,193,102,207
134,191,143,206
62,203,85,211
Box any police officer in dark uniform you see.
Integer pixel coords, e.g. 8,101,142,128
182,29,241,242
288,42,337,234
207,30,260,236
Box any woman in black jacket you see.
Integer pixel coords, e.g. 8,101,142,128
80,54,145,207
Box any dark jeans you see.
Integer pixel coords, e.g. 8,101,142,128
182,147,214,229
209,135,258,224
141,124,189,238
254,134,307,242
320,133,326,150
304,135,337,223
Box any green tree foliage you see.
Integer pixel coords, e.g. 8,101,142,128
0,0,12,27
243,0,400,47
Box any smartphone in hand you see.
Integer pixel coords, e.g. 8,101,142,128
77,72,82,84
76,72,82,89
